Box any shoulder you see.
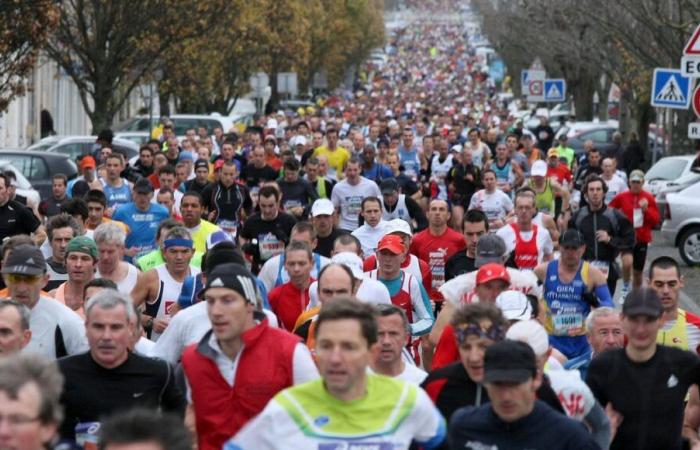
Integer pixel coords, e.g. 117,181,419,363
57,351,90,371
588,348,623,372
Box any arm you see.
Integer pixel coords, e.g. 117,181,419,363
131,270,156,308
541,214,560,248
429,301,455,347
406,196,429,231
584,401,612,450
511,159,524,188
410,280,435,336
643,194,660,228
589,265,613,307
551,179,570,211
684,385,700,448
160,362,186,418
610,211,636,251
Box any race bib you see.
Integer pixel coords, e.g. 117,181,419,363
75,422,100,450
591,260,610,278
346,196,363,215
259,233,285,261
553,313,584,335
217,219,239,240
429,249,447,292
633,208,643,228
284,199,303,210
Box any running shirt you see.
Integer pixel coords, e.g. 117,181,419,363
102,178,132,208
367,270,434,336
410,228,466,301
399,147,421,181
146,265,200,341
430,154,454,200
529,178,556,215
492,160,515,190
367,364,428,385
225,375,446,450
312,146,350,181
112,202,170,262
657,308,700,355
96,263,139,296
439,268,541,307
381,194,411,222
186,220,221,253
351,221,389,257
306,277,392,308
25,296,88,360
258,253,329,293
603,175,628,204
464,141,490,168
468,189,513,229
331,177,382,231
268,280,313,331
546,369,595,421
496,223,553,269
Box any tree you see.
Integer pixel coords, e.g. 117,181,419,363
44,0,228,132
0,1,59,113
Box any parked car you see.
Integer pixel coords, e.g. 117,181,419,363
644,155,700,221
27,135,139,161
662,180,700,266
114,113,251,138
113,132,151,146
555,122,619,156
0,161,40,206
0,150,78,200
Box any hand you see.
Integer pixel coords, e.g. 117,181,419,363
605,402,623,441
290,206,304,217
105,207,114,218
124,247,139,258
596,230,611,244
639,198,648,210
153,317,170,334
207,210,217,221
465,173,474,182
492,219,504,229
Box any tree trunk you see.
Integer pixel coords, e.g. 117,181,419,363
671,110,693,155
597,74,611,121
572,73,595,121
635,102,652,167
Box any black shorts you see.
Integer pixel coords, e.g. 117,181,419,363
633,243,649,272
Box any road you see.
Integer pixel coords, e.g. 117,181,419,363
622,230,700,315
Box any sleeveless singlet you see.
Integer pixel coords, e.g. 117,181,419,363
102,179,132,208
543,260,592,359
493,161,512,186
510,223,539,269
431,154,453,200
97,263,139,296
146,265,201,341
530,178,555,215
382,195,411,222
368,270,414,323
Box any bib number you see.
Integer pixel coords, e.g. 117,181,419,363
75,422,100,450
591,260,610,278
217,219,238,240
633,208,643,228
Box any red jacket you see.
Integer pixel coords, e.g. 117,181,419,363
268,279,313,331
182,319,299,450
609,190,659,244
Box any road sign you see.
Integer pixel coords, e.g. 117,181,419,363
544,79,566,102
525,69,546,102
277,72,298,96
694,85,700,117
249,72,269,96
689,122,700,139
682,56,700,77
684,24,700,55
651,68,691,108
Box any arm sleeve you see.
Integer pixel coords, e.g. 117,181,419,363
410,388,447,450
410,278,435,336
160,361,186,417
610,210,635,250
594,284,613,307
258,257,279,293
19,205,40,232
584,400,612,450
151,318,184,365
644,194,660,229
292,343,320,385
177,276,196,308
406,196,429,231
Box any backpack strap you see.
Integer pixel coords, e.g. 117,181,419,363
55,325,68,359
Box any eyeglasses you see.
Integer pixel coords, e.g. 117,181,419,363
0,414,41,428
6,274,42,284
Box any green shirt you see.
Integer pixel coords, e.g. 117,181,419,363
136,249,203,271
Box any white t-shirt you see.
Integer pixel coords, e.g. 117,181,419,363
546,368,596,421
351,221,389,258
603,175,628,204
331,177,382,230
258,253,331,294
464,141,490,168
23,296,88,360
152,188,184,214
368,364,428,385
135,337,156,356
439,268,541,307
307,277,392,309
496,223,554,265
468,189,514,228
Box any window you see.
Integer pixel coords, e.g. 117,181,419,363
29,157,49,180
581,129,608,143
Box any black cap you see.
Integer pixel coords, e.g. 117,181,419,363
622,288,663,318
1,244,47,275
194,159,209,171
380,178,399,195
201,263,258,302
483,340,537,384
134,178,154,194
559,229,585,247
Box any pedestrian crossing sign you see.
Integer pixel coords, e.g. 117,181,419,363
543,79,566,102
651,68,692,109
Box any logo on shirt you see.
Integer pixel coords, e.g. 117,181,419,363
465,442,498,450
668,374,679,388
313,415,330,427
318,443,393,450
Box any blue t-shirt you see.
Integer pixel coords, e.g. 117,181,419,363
362,164,393,183
112,202,169,262
399,148,420,180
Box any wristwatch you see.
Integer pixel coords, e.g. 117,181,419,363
144,317,154,331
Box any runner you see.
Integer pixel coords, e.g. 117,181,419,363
445,209,488,280
180,191,221,253
564,307,624,379
379,178,428,231
50,236,97,316
331,157,381,231
268,241,314,331
529,159,570,217
468,169,514,230
351,196,388,257
226,298,446,450
101,153,132,210
94,223,141,295
201,160,253,240
44,214,79,291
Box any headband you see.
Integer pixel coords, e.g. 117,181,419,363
454,322,506,344
164,238,193,249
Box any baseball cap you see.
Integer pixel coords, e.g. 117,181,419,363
80,156,96,169
178,151,194,162
65,236,98,260
531,160,547,177
331,252,364,279
1,244,46,275
214,159,225,170
194,159,209,171
559,229,585,247
476,263,510,286
622,287,663,318
311,198,335,217
266,119,278,130
201,263,258,301
294,135,308,146
629,170,645,182
377,234,404,255
496,291,533,322
547,148,559,158
483,340,537,384
475,234,506,268
205,230,235,251
133,178,154,194
380,178,400,195
385,219,413,237
506,319,550,356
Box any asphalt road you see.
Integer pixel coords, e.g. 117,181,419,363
625,230,700,315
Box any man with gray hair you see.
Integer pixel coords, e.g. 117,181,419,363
0,300,31,355
57,289,184,442
0,354,64,450
94,222,140,295
564,306,624,379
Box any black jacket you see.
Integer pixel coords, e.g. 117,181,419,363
569,204,635,263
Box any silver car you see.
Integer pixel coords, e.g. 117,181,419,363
644,155,700,222
662,180,700,266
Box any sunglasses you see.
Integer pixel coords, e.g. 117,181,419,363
6,274,42,284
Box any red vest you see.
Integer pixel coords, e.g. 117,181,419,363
511,223,539,269
181,320,299,450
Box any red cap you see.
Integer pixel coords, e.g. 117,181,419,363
377,234,405,255
214,159,225,170
80,156,96,169
476,263,510,286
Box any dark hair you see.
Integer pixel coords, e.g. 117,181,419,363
61,198,89,221
52,173,67,186
98,409,193,450
463,209,489,231
374,303,410,334
182,191,203,206
343,156,362,171
291,221,316,241
285,240,313,260
158,165,177,177
259,185,280,202
306,156,319,166
202,241,246,274
97,129,114,143
47,213,80,241
84,278,118,297
0,173,10,189
3,170,16,182
333,233,362,255
155,218,183,241
325,127,338,137
584,174,608,194
284,158,301,171
648,256,681,279
315,297,378,346
1,235,34,260
481,169,496,179
361,196,382,211
451,302,508,329
139,146,154,156
85,189,108,207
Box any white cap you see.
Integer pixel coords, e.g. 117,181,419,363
311,198,335,217
331,252,364,279
505,319,549,357
266,118,278,129
531,160,548,177
385,219,412,237
495,291,533,321
294,135,307,146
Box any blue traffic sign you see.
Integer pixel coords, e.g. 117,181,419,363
651,69,691,109
544,79,566,102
